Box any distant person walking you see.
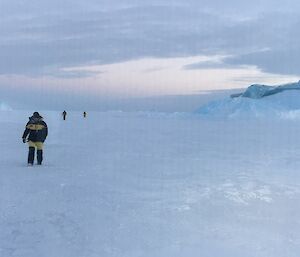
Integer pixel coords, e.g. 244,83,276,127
83,111,87,118
22,112,48,166
62,110,67,120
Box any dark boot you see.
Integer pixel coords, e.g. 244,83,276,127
28,147,35,165
37,150,43,165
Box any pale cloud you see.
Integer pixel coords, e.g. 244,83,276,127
1,0,300,78
1,0,300,110
1,56,297,98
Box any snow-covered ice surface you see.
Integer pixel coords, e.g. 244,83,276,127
1,108,300,257
0,103,12,111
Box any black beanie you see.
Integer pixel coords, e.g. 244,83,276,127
33,112,40,117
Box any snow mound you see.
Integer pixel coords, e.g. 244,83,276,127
198,82,300,118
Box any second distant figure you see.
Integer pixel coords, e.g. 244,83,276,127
62,110,67,120
83,111,87,118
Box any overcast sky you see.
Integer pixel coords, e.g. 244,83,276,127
1,0,300,110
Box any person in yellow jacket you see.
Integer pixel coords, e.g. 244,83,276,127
22,112,48,165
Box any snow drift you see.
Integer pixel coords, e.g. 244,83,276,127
198,81,300,118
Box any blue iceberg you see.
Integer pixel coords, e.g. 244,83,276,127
231,81,300,99
198,81,300,118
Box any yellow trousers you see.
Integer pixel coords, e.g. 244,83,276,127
28,141,44,150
